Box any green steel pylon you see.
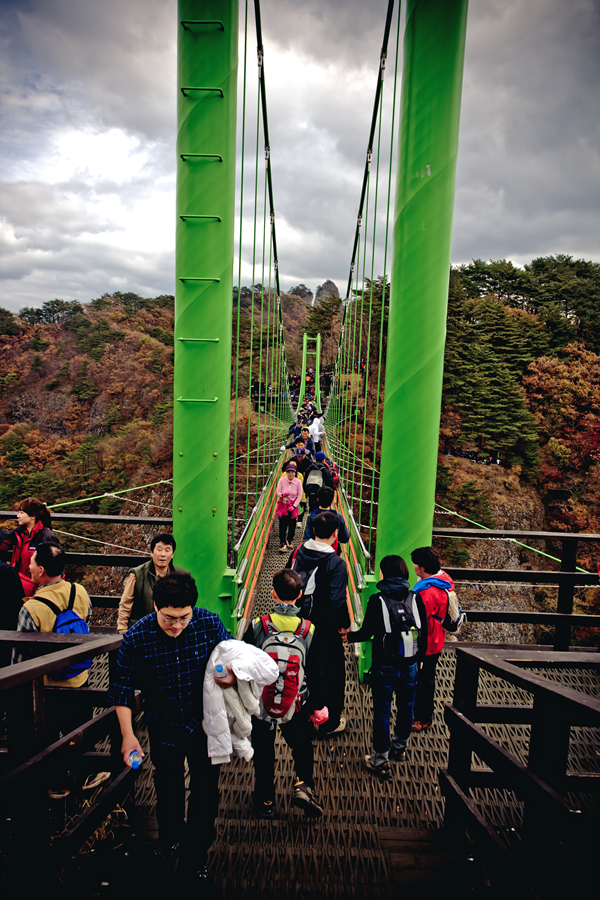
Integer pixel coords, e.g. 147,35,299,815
173,1,238,612
376,0,468,573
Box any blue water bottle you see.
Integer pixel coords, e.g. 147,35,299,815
128,750,143,769
215,663,226,678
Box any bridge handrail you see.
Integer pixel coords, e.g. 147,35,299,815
233,445,288,560
4,506,599,650
0,630,121,690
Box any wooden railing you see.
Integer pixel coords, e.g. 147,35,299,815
0,630,137,888
2,512,600,650
440,646,600,896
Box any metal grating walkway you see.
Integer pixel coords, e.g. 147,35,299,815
81,513,600,898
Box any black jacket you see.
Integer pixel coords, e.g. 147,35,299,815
287,540,349,630
347,576,428,668
0,561,24,630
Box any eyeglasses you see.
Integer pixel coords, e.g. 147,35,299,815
159,611,193,626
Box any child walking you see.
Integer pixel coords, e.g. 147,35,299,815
244,569,324,818
345,555,427,781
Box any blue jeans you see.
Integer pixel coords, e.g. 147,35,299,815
371,661,418,765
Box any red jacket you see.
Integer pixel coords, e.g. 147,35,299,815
417,570,454,655
0,521,59,597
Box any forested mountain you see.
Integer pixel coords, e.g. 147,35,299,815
1,253,599,544
440,256,600,536
0,293,175,513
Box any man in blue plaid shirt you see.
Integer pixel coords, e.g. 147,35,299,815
108,571,234,885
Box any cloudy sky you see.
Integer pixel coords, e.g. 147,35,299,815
0,0,598,312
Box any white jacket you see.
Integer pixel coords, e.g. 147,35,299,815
203,640,278,765
309,418,324,441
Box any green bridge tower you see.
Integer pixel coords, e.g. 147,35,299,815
173,0,238,613
376,0,468,571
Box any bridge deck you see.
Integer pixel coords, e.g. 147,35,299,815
61,516,600,897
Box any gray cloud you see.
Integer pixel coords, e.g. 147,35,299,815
0,0,598,313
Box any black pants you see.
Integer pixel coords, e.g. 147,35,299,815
252,714,314,801
278,513,296,544
413,652,441,724
308,625,346,732
150,728,220,864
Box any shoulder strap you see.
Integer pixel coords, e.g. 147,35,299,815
291,543,304,566
295,618,312,640
35,596,61,618
410,591,422,630
379,595,392,634
260,614,278,636
68,582,76,611
431,588,450,624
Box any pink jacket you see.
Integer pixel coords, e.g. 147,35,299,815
276,476,302,519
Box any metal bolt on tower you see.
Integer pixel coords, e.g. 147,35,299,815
174,0,238,613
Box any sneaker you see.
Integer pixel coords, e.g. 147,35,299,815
412,720,423,732
364,756,392,782
420,720,433,731
252,793,274,819
389,747,406,762
292,780,323,818
83,771,111,790
321,715,346,736
278,543,287,553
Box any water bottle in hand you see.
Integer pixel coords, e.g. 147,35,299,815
215,663,227,679
128,750,143,769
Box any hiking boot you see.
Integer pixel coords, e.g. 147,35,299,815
252,793,274,819
292,780,323,818
364,756,392,782
389,746,406,762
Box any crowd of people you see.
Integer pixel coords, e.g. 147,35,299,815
0,427,456,887
287,368,331,403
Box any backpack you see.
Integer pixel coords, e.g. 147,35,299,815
37,583,92,681
432,588,466,634
290,543,327,619
258,614,312,723
322,457,340,488
305,465,324,494
380,590,422,660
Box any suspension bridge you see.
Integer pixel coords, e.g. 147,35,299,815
0,1,599,897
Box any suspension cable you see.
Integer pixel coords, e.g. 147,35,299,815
231,0,249,551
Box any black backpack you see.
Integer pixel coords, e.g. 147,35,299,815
290,543,329,619
37,583,92,680
380,590,422,660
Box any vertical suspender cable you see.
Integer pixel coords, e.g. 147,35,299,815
359,88,384,531
245,49,262,518
368,3,402,558
231,0,249,552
